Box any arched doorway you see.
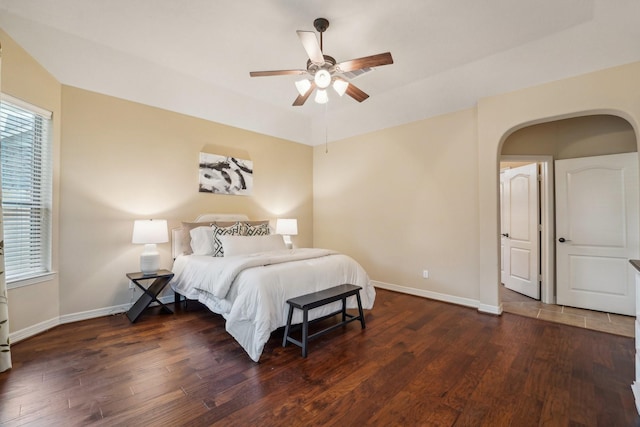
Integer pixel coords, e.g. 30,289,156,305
476,61,640,319
498,114,637,332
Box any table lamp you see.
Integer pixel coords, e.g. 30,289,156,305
132,219,168,274
276,218,298,248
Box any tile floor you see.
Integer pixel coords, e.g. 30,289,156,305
500,285,635,338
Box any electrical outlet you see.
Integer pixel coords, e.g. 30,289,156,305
422,270,429,279
128,281,135,290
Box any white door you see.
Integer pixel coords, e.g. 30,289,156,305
555,152,639,316
500,172,507,285
500,163,540,299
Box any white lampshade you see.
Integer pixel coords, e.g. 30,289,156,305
295,79,312,96
314,69,331,89
276,218,298,236
333,79,349,96
132,219,168,275
276,218,298,248
314,89,329,104
132,219,168,244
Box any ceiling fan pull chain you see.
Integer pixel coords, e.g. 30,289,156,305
325,102,329,154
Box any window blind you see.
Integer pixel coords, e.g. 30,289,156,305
0,95,53,283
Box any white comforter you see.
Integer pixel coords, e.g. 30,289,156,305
170,248,375,361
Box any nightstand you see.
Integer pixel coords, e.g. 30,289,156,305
126,269,175,323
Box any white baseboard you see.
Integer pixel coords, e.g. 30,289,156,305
372,280,502,315
10,284,503,345
632,382,640,415
478,303,503,315
9,317,61,343
9,295,175,344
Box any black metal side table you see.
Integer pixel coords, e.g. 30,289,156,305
126,270,175,323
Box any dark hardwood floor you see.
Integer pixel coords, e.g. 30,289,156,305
0,289,637,426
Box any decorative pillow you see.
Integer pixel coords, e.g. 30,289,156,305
189,226,216,256
220,234,286,257
243,220,270,236
210,222,243,256
181,220,242,255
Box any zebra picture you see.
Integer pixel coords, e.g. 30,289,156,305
198,153,253,195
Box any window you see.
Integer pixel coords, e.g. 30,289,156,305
0,94,53,287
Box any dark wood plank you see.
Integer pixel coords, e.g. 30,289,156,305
0,289,637,426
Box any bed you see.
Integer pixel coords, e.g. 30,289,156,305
169,214,375,362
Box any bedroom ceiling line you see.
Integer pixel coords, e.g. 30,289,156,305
0,0,638,146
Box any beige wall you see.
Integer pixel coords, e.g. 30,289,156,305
315,62,640,313
1,26,313,332
4,23,640,333
59,86,313,315
1,29,62,333
314,108,481,302
502,114,636,158
478,62,640,311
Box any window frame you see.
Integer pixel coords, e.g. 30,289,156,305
0,93,55,289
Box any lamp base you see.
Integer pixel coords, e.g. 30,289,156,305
283,235,293,249
140,244,160,275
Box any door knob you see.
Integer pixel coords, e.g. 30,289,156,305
501,233,509,238
558,237,570,243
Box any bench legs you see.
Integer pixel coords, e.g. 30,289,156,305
282,305,295,347
283,292,365,358
302,309,309,358
356,292,366,329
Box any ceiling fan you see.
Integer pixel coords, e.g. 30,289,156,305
249,18,393,106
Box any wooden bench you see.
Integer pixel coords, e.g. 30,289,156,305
282,284,366,357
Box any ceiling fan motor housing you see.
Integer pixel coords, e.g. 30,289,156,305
313,18,329,33
306,55,336,74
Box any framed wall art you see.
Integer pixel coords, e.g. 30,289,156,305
198,152,253,196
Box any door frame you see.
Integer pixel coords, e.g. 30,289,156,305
500,155,555,304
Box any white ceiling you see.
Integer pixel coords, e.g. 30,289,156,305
1,0,639,146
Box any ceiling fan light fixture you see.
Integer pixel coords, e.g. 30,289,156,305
294,79,312,96
333,79,349,96
249,18,393,106
314,69,331,89
314,89,329,104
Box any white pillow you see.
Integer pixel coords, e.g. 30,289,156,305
210,222,243,256
189,226,215,255
220,234,286,257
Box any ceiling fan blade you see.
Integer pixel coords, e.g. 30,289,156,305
297,31,324,65
345,83,369,103
250,69,307,77
337,52,394,73
292,82,316,106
